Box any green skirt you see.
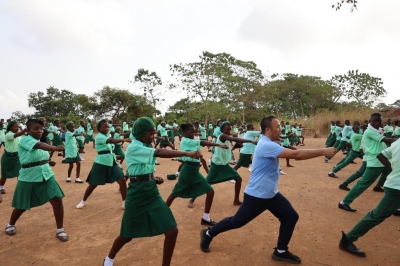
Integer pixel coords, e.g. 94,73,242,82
237,153,252,168
171,163,213,198
173,130,181,137
113,145,125,159
11,176,64,210
206,163,241,185
120,180,177,238
207,129,213,137
160,137,169,146
84,134,95,144
1,152,21,179
76,139,84,148
64,152,81,163
86,161,124,185
156,132,161,144
52,135,64,146
385,132,393,138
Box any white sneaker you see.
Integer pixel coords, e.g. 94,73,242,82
121,201,125,210
175,172,179,177
80,157,84,161
66,177,71,183
229,179,236,184
280,170,287,175
76,200,85,209
103,257,114,266
75,178,84,183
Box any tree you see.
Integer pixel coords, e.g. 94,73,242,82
390,100,400,109
10,111,33,123
330,70,386,108
332,0,357,11
132,69,164,119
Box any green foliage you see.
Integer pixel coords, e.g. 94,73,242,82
332,0,357,12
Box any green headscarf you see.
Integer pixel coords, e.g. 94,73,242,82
65,121,74,129
220,121,230,130
133,117,155,139
6,120,18,133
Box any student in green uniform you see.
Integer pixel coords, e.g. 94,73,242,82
207,122,214,141
4,119,67,242
280,129,296,167
84,119,95,148
113,127,125,168
64,121,84,183
339,139,400,257
159,122,176,150
166,121,176,147
76,120,132,210
325,121,335,146
393,120,400,139
109,120,116,137
103,117,201,266
199,122,207,141
173,119,181,142
166,123,228,226
328,125,363,178
326,121,339,148
122,121,130,139
338,113,396,212
0,121,27,194
48,120,64,159
325,120,342,162
383,119,393,138
296,124,305,146
0,122,5,149
234,124,260,171
74,121,86,160
206,121,257,205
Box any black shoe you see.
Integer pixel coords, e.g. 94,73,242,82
200,229,213,253
328,172,337,178
338,202,357,212
373,186,384,192
0,189,5,194
155,162,160,165
339,184,350,191
324,158,329,163
350,161,357,164
339,231,366,257
271,248,301,264
393,210,400,216
201,218,217,226
58,152,63,156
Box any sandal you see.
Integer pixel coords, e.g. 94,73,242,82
5,225,16,235
56,230,69,242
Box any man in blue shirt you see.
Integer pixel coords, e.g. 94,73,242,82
200,116,336,264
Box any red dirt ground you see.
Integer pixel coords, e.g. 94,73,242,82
0,138,399,266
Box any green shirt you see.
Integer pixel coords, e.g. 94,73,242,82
334,126,342,140
393,127,400,138
212,135,231,165
213,127,221,137
86,123,93,135
233,126,238,134
5,131,21,153
208,124,213,130
281,134,290,147
180,137,200,162
285,125,291,132
114,132,122,146
349,132,362,152
241,131,260,154
341,125,353,142
330,125,335,133
65,131,78,158
295,127,302,137
125,139,156,175
0,128,5,142
199,125,206,140
363,128,386,167
159,125,168,137
74,126,85,140
95,133,116,166
122,122,129,131
384,125,394,133
382,140,400,190
18,135,53,182
109,123,115,133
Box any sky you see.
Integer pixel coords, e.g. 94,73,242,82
1,0,400,119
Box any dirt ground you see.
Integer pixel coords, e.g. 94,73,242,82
0,138,399,266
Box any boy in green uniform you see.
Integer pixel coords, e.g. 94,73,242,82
339,139,400,257
325,121,343,162
4,119,67,241
328,125,363,178
103,117,201,266
109,120,115,137
338,113,396,212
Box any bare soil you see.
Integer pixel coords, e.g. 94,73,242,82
0,138,399,266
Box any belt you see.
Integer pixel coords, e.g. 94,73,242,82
21,160,49,169
98,150,113,155
129,174,154,183
183,161,201,166
5,150,18,157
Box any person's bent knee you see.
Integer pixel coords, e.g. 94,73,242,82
165,226,178,237
207,190,214,196
235,177,242,182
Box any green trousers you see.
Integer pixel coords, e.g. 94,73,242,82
325,133,332,146
346,187,400,242
333,150,363,173
326,136,337,148
343,167,391,205
327,140,347,160
342,161,366,186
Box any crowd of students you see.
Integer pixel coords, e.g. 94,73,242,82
0,114,398,265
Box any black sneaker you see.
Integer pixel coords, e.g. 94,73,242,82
393,210,400,216
328,172,337,178
271,248,301,264
339,184,350,191
201,218,217,226
200,229,213,253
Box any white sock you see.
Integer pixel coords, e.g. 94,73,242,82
340,201,344,205
202,213,210,221
0,185,4,190
104,256,114,266
277,249,286,253
105,256,114,262
56,228,64,233
175,171,179,175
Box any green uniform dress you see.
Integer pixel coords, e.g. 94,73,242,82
393,126,400,140
237,131,260,168
86,132,124,185
166,124,174,143
84,123,95,144
173,122,180,137
48,125,64,146
207,124,213,137
122,122,130,138
1,131,22,178
120,139,176,238
171,137,213,198
207,135,240,184
109,123,115,137
159,125,169,146
199,125,207,140
113,133,125,159
64,131,81,163
0,128,5,146
74,126,85,148
11,135,64,210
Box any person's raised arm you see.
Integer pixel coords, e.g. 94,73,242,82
13,128,28,138
200,140,228,149
219,134,256,145
106,138,132,144
154,149,201,159
34,142,64,152
377,153,392,170
278,147,336,160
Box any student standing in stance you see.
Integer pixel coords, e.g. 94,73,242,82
103,117,201,266
4,119,68,241
200,116,335,264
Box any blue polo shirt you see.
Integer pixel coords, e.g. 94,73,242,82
244,135,284,199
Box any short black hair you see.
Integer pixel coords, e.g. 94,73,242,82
181,123,194,132
97,119,108,130
26,119,44,130
260,116,277,133
246,124,254,130
370,113,382,120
